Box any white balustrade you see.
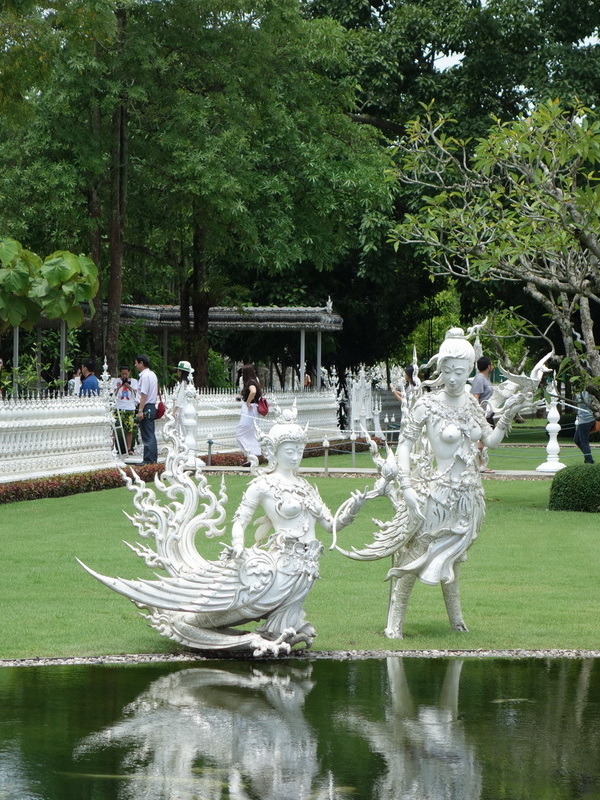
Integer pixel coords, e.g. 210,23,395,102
157,387,342,457
0,393,117,484
0,387,343,483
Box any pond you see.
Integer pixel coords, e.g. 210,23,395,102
0,657,599,800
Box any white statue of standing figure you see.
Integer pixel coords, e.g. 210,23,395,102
79,405,365,656
336,327,531,639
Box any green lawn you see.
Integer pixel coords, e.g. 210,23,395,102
1,474,598,659
303,427,595,472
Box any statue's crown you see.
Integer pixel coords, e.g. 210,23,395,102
257,404,308,459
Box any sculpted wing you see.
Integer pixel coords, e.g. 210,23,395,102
77,547,278,613
335,503,421,561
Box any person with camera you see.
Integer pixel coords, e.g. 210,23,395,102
113,364,139,456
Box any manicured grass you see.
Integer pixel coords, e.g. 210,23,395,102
305,436,595,472
1,474,598,659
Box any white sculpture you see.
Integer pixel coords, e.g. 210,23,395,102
341,658,481,799
536,378,566,472
75,664,322,800
334,327,534,639
484,350,553,421
78,406,365,656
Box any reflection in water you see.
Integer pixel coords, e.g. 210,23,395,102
74,664,339,800
1,658,600,800
341,659,481,800
0,748,34,800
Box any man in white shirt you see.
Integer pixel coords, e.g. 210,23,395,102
134,354,159,464
113,365,139,455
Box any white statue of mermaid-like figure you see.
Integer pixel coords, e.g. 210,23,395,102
335,327,532,639
79,405,365,656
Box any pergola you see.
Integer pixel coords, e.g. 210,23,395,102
119,299,343,387
9,299,343,389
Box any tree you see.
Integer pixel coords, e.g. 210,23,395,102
390,99,600,403
0,0,395,383
0,237,98,332
304,0,600,137
299,0,600,377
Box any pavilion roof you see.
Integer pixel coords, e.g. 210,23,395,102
117,302,343,331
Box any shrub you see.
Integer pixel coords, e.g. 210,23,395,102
0,464,164,505
548,463,600,513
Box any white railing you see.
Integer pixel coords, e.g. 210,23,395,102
159,388,343,456
0,387,343,483
0,394,117,483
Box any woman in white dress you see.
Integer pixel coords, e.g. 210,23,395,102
236,363,262,464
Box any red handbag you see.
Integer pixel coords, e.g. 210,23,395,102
155,390,166,419
257,396,269,417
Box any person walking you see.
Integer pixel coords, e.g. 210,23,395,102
471,356,494,425
135,354,159,464
235,363,262,466
574,388,596,464
172,360,193,438
471,356,495,471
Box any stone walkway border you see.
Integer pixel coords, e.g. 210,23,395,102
2,649,599,668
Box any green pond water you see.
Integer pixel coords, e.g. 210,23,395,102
0,657,599,800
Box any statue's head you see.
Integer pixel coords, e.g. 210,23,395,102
422,327,476,392
257,405,308,471
436,327,476,370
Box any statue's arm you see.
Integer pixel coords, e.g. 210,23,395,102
231,481,262,556
395,404,427,521
322,488,369,533
481,392,530,449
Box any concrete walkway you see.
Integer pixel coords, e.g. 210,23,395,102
204,465,555,480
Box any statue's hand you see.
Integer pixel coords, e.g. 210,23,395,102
230,541,245,559
380,458,398,483
403,487,425,522
349,488,368,514
504,390,533,414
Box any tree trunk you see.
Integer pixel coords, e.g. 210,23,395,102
180,253,191,359
88,58,104,360
105,6,128,375
188,219,211,387
87,183,104,359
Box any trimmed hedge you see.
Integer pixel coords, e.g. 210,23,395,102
0,438,378,504
548,463,600,513
0,464,165,505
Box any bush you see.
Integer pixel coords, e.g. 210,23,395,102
0,464,164,505
548,463,600,513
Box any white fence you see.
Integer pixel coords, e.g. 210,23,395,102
0,388,343,484
176,388,342,456
0,394,117,483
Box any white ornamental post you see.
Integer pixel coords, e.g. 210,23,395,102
536,379,566,473
182,372,205,469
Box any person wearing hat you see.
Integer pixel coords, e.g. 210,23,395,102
172,360,194,437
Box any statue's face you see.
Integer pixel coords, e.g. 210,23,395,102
440,357,472,396
276,441,305,471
